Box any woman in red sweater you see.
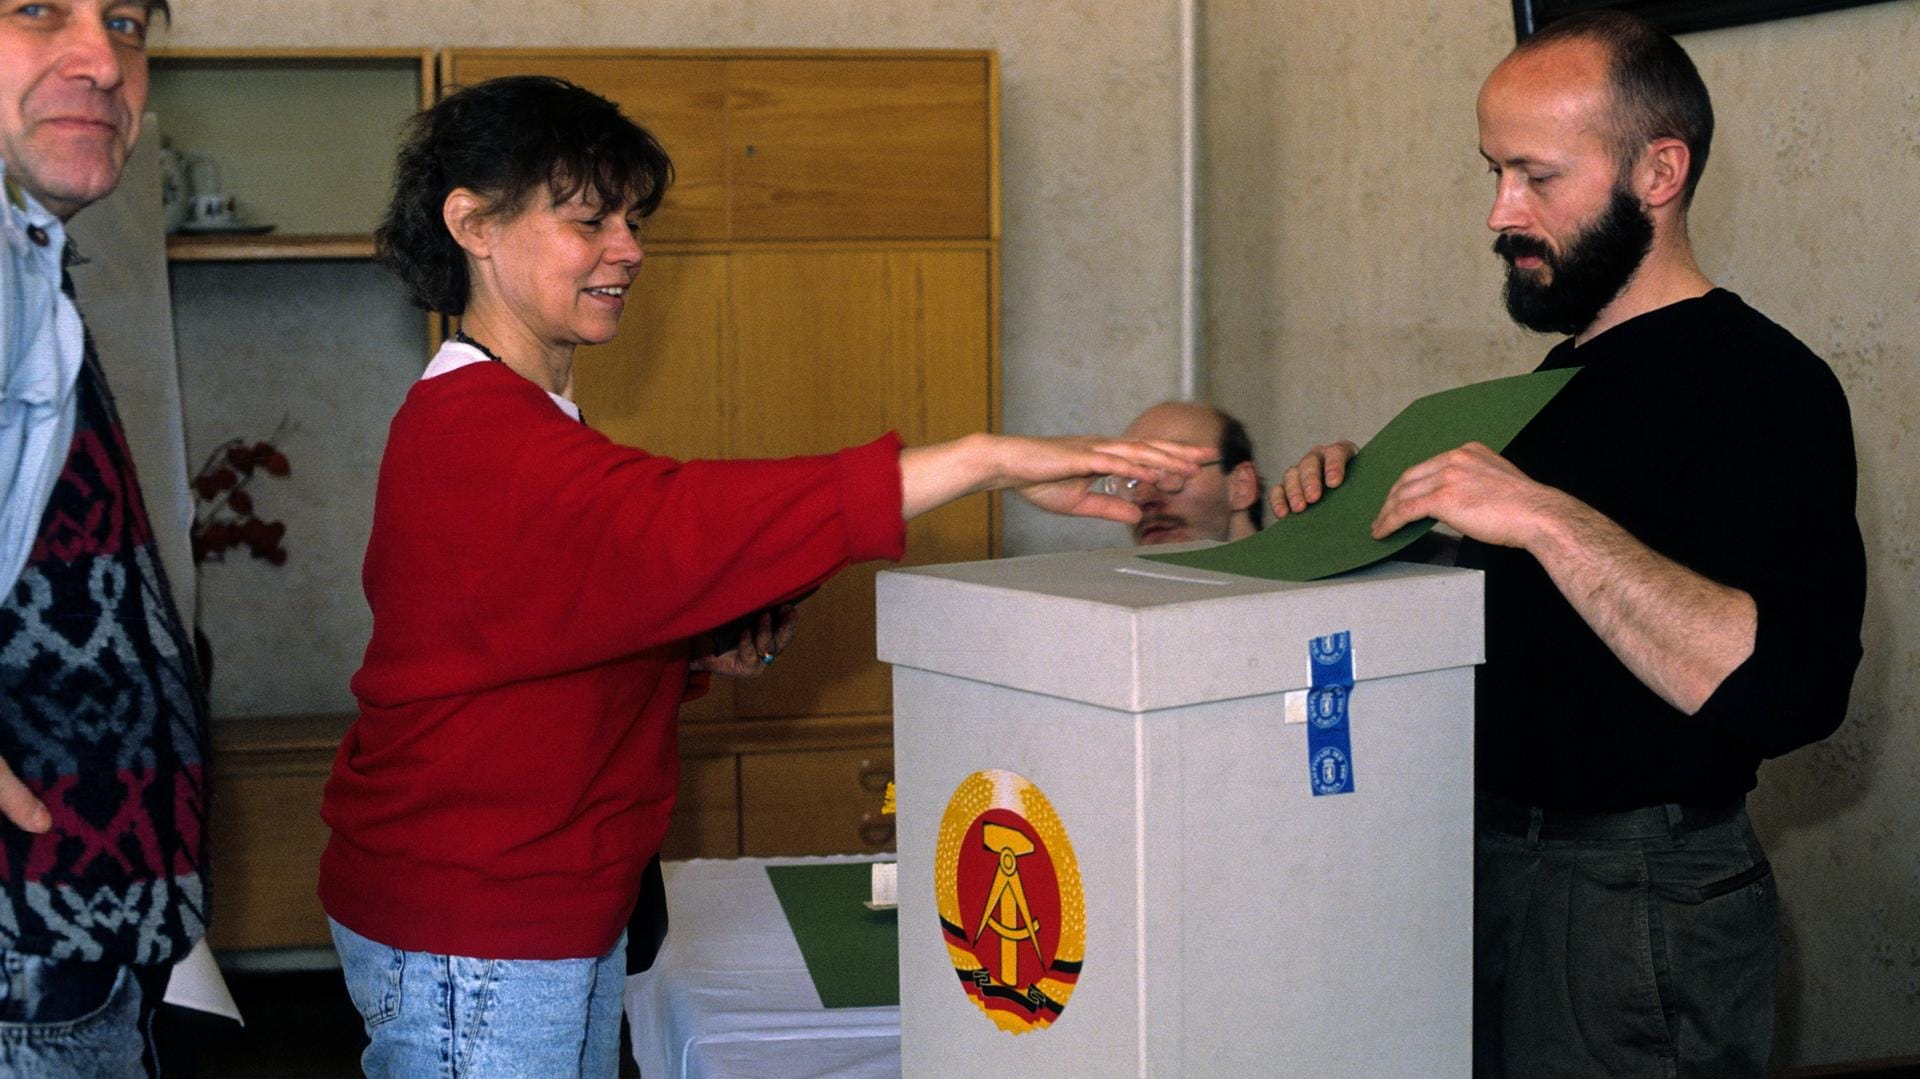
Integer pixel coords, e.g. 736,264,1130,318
317,76,1205,1077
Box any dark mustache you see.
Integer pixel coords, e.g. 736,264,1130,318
1493,232,1553,265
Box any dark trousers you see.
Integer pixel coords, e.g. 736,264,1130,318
1474,796,1779,1079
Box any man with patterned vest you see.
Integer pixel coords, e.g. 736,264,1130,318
0,1,208,1075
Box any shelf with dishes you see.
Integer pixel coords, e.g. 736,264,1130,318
150,48,433,263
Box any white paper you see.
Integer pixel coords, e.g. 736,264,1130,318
866,861,898,910
1283,688,1307,725
163,938,243,1024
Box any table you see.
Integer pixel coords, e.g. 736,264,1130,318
624,857,901,1079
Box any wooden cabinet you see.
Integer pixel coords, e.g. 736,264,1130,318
444,49,1000,858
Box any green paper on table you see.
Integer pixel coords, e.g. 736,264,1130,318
1145,368,1581,581
765,863,900,1009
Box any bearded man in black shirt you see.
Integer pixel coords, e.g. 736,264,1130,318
1271,11,1866,1078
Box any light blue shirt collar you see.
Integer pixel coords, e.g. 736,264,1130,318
1,157,87,592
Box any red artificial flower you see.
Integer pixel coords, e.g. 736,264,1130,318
191,433,294,568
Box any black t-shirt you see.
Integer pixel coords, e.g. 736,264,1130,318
1459,289,1865,811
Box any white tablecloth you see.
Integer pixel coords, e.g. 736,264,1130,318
624,857,901,1079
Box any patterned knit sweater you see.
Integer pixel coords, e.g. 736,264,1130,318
0,346,209,966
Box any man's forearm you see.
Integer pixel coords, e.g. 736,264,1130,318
1530,495,1756,715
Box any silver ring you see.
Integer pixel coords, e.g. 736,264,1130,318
759,652,776,666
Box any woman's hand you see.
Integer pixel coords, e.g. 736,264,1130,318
690,604,800,678
900,433,1214,523
1008,436,1215,522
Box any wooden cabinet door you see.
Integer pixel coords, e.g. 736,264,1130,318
442,54,729,242
729,57,992,240
570,251,738,724
740,746,895,856
571,251,731,461
440,52,994,244
726,247,992,720
569,246,994,723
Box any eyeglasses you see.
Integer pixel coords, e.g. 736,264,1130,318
1091,458,1223,502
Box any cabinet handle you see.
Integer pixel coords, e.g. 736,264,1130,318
859,814,895,848
857,762,893,794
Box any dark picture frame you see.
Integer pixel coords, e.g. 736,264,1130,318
1513,0,1901,39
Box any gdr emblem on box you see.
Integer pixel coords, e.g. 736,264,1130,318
935,769,1085,1034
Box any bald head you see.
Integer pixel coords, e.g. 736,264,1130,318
1481,38,1616,154
1505,11,1714,205
1121,402,1261,546
1126,401,1224,446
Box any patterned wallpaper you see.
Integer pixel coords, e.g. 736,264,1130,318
1204,0,1920,1066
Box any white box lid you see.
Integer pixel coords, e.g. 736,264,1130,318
877,545,1483,712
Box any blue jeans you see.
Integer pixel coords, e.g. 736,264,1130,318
0,952,158,1077
330,919,627,1079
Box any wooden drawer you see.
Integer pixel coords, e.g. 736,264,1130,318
207,714,349,951
739,746,894,856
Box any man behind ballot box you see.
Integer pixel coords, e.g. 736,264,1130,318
1272,10,1865,1078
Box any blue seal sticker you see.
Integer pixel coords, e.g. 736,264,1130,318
1309,632,1354,685
1306,631,1356,796
1310,746,1352,796
1307,684,1347,730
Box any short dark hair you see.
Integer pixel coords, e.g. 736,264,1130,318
376,75,673,315
1214,408,1263,530
1518,10,1714,206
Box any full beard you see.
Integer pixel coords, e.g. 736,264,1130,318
1495,186,1654,337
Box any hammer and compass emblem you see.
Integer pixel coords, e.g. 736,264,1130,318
972,823,1050,987
936,769,1086,1035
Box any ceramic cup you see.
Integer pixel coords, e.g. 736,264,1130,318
188,194,237,227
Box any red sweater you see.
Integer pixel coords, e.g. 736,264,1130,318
319,362,905,959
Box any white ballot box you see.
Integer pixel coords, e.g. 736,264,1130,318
877,547,1482,1078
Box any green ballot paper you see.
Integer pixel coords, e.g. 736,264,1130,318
1144,367,1581,581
